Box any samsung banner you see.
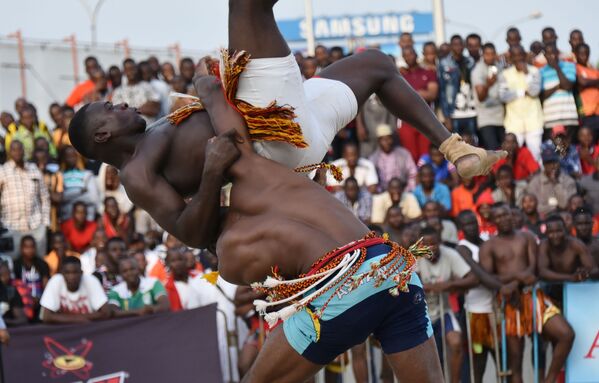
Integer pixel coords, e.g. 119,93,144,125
565,282,599,383
1,305,222,383
277,12,434,42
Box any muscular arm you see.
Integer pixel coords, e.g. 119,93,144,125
519,233,538,284
456,245,502,290
575,240,599,280
538,240,574,282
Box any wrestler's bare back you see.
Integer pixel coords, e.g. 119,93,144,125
217,149,369,286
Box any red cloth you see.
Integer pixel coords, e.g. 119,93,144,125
492,147,539,180
578,144,599,175
102,213,130,238
65,80,95,107
60,219,98,253
165,276,183,312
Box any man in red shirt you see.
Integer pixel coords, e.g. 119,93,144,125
65,56,101,108
398,46,439,161
60,201,98,253
492,133,539,181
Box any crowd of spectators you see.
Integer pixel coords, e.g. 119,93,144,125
0,23,598,382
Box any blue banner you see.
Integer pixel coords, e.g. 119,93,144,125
565,282,599,383
277,12,433,42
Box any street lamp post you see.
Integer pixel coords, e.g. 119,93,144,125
77,0,107,47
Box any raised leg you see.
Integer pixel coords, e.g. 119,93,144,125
241,325,323,383
228,0,290,58
541,315,574,383
385,337,445,383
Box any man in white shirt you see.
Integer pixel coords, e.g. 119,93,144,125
416,227,478,383
40,256,111,324
326,143,378,194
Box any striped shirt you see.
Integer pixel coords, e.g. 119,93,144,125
540,62,578,127
0,161,50,231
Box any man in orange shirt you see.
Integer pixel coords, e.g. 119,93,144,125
65,56,101,108
575,43,599,137
451,176,477,217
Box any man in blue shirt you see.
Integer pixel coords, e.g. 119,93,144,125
413,164,452,212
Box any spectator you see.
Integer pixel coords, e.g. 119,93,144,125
97,163,133,214
103,196,132,241
61,201,98,253
65,56,100,107
329,46,344,63
474,190,497,239
566,29,585,63
183,249,203,277
301,57,317,80
466,33,482,63
525,147,577,215
575,43,599,137
139,60,170,118
451,176,477,217
398,46,438,161
573,209,599,264
161,62,176,85
356,100,397,158
421,41,438,71
0,262,27,327
491,133,539,181
164,249,206,311
369,124,417,191
80,230,107,275
541,125,581,178
111,58,161,124
60,145,100,221
94,237,126,291
533,27,559,68
439,35,477,137
33,147,63,232
5,106,55,160
371,177,421,223
472,43,505,150
396,32,414,69
422,201,459,245
179,57,195,89
45,232,80,276
500,27,522,66
491,165,525,206
335,177,372,224
108,65,123,90
520,193,542,235
13,236,50,320
579,129,599,174
417,227,476,383
529,41,543,64
0,140,50,257
48,103,62,132
326,143,378,193
498,45,544,162
417,145,458,186
383,206,404,243
40,256,110,324
581,155,599,213
51,105,74,152
81,68,110,105
540,43,578,136
413,164,452,212
131,251,148,276
108,257,169,316
314,45,330,71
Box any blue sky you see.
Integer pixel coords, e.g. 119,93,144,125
0,0,597,57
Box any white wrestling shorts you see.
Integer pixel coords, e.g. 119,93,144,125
236,53,358,169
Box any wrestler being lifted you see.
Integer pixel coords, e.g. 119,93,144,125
68,0,504,247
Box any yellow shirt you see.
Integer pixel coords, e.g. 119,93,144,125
501,66,544,135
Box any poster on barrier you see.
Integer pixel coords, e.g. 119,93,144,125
1,305,222,383
565,282,599,383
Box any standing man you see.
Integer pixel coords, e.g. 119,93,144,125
439,35,477,137
540,43,578,139
65,56,101,108
499,45,544,162
480,204,574,383
575,43,599,137
398,46,439,161
466,34,482,63
566,29,585,63
0,140,49,258
572,209,599,266
472,43,505,150
111,59,161,124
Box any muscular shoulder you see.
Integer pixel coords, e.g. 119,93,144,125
568,237,588,253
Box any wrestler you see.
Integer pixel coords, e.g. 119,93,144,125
539,214,599,306
479,204,574,383
151,77,441,382
68,0,504,248
572,208,599,265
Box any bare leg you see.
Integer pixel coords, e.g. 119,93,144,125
446,331,464,383
351,343,368,383
380,355,394,383
507,336,524,383
241,325,323,383
541,315,574,383
228,0,290,58
385,337,444,383
472,349,490,383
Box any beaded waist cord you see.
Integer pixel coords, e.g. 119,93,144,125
251,232,432,327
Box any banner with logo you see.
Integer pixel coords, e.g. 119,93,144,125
1,305,222,383
565,282,599,383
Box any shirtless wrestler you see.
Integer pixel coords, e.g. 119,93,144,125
68,0,504,249
142,72,441,381
479,204,574,383
572,209,599,266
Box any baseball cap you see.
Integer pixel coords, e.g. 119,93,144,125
541,146,559,163
551,125,567,138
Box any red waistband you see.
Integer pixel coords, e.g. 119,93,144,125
306,236,386,276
